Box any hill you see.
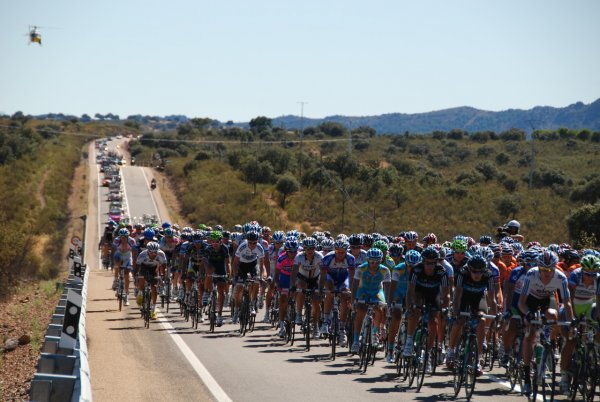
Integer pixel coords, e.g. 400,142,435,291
271,99,600,134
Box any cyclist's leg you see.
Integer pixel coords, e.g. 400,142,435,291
403,292,424,356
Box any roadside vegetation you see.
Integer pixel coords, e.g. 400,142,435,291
127,117,600,247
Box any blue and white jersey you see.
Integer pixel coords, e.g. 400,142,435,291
568,268,598,304
267,244,284,276
112,236,137,261
441,259,454,279
488,261,500,279
295,251,324,279
136,249,167,265
235,240,265,263
350,249,368,267
521,267,569,300
354,262,391,292
321,251,356,272
508,266,528,296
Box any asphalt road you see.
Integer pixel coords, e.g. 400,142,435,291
88,139,573,402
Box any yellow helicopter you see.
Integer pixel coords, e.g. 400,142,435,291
28,26,42,45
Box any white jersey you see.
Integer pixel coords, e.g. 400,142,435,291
235,240,265,263
136,249,167,265
350,249,368,267
294,251,324,279
521,267,570,300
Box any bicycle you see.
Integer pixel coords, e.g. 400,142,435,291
206,275,228,333
327,289,348,360
356,302,378,374
140,276,152,328
116,267,126,311
504,316,526,393
285,293,297,345
567,315,597,402
394,307,409,379
299,288,315,351
406,305,437,391
101,246,112,270
527,312,570,402
269,289,280,328
188,274,201,329
482,314,501,370
239,276,257,336
452,311,496,400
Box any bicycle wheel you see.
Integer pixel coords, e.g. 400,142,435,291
507,352,518,391
453,337,466,398
331,311,338,360
429,334,439,376
415,330,428,392
535,348,555,402
304,301,311,351
464,337,478,400
144,290,151,328
192,290,199,329
209,293,217,333
165,278,171,313
118,279,123,312
359,323,372,373
239,295,249,335
580,346,597,402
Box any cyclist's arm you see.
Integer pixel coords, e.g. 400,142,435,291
517,289,529,316
259,257,266,279
502,279,514,313
559,282,573,321
452,283,463,317
487,278,498,315
291,263,299,285
406,281,415,307
319,264,327,290
232,255,240,278
225,257,231,278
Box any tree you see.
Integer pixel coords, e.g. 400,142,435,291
276,175,300,209
325,153,359,184
318,122,347,137
496,195,521,218
567,202,600,247
249,116,272,134
499,128,526,141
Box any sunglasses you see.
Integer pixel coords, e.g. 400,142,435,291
350,246,362,249
539,267,554,273
470,270,484,275
424,260,436,266
368,259,381,263
248,241,257,245
304,247,315,250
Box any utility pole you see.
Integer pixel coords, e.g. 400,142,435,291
527,120,536,190
298,101,307,181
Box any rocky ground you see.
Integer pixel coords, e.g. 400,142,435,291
0,279,64,401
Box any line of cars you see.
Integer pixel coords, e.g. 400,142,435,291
97,142,129,225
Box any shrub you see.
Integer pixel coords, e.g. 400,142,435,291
408,144,430,156
570,177,600,204
276,174,300,208
446,185,468,198
527,166,568,188
495,152,510,165
501,177,518,192
567,202,600,247
477,146,495,157
456,171,483,186
499,128,526,141
591,132,600,143
496,195,521,218
391,159,417,175
194,151,211,161
447,129,466,140
429,154,451,168
475,161,499,181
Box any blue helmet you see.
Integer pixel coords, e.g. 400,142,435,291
272,231,285,243
161,221,171,229
405,250,422,266
366,248,383,260
143,228,155,240
284,239,299,252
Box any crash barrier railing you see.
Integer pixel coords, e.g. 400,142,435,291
29,238,92,402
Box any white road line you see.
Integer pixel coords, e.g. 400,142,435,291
140,168,162,222
156,310,233,402
484,372,543,402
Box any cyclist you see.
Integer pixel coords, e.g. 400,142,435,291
518,250,573,396
274,238,298,337
350,248,391,353
292,237,324,338
136,242,167,320
112,228,137,306
320,239,356,347
403,247,449,357
203,230,231,326
262,231,285,323
558,249,581,274
402,231,422,254
446,238,468,276
388,243,404,266
231,231,265,324
445,255,498,376
99,221,115,269
159,227,181,297
558,254,600,393
500,249,539,367
386,249,421,362
348,234,368,268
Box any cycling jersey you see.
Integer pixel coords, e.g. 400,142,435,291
267,243,283,277
350,249,368,267
294,250,323,279
112,236,137,268
276,252,295,290
322,251,356,291
455,267,494,312
204,244,229,276
409,263,448,307
391,262,409,302
136,249,167,266
235,241,265,263
568,268,598,304
521,267,570,301
508,266,530,312
354,262,391,304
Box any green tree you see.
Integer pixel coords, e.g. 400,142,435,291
496,195,521,218
249,116,272,135
325,152,359,184
567,202,600,247
319,122,347,137
276,174,300,209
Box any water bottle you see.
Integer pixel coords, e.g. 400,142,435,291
415,329,422,345
534,344,543,363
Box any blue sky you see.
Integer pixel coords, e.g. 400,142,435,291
1,0,599,122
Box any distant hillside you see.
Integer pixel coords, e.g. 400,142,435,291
271,99,600,134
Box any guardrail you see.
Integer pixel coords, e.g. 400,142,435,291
29,238,92,402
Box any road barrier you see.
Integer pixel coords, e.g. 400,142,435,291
29,239,92,402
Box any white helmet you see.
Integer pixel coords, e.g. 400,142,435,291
507,220,521,229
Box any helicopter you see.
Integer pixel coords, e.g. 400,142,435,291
28,26,42,45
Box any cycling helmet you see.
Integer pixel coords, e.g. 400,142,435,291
134,223,143,230
261,226,271,234
405,250,422,266
507,220,521,229
143,228,155,240
245,231,259,242
520,250,539,266
404,231,418,242
348,234,363,247
366,248,384,261
363,234,374,247
118,228,129,237
286,229,299,239
334,239,349,250
302,237,317,249
563,249,580,261
466,237,476,248
209,230,222,241
222,230,230,239
480,246,494,262
421,246,440,260
211,224,222,232
321,238,335,252
501,243,513,256
467,254,487,271
581,255,600,273
538,250,558,269
559,243,572,250
284,239,299,252
192,231,203,242
107,220,116,227
232,232,244,244
180,232,190,241
527,241,541,249
511,242,524,256
272,231,285,243
422,233,438,245
479,235,493,245
161,221,171,229
451,239,467,252
233,224,243,232
547,244,560,254
373,240,389,252
163,227,174,237
468,245,482,256
500,236,515,244
242,222,254,234
146,242,160,252
389,244,404,257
